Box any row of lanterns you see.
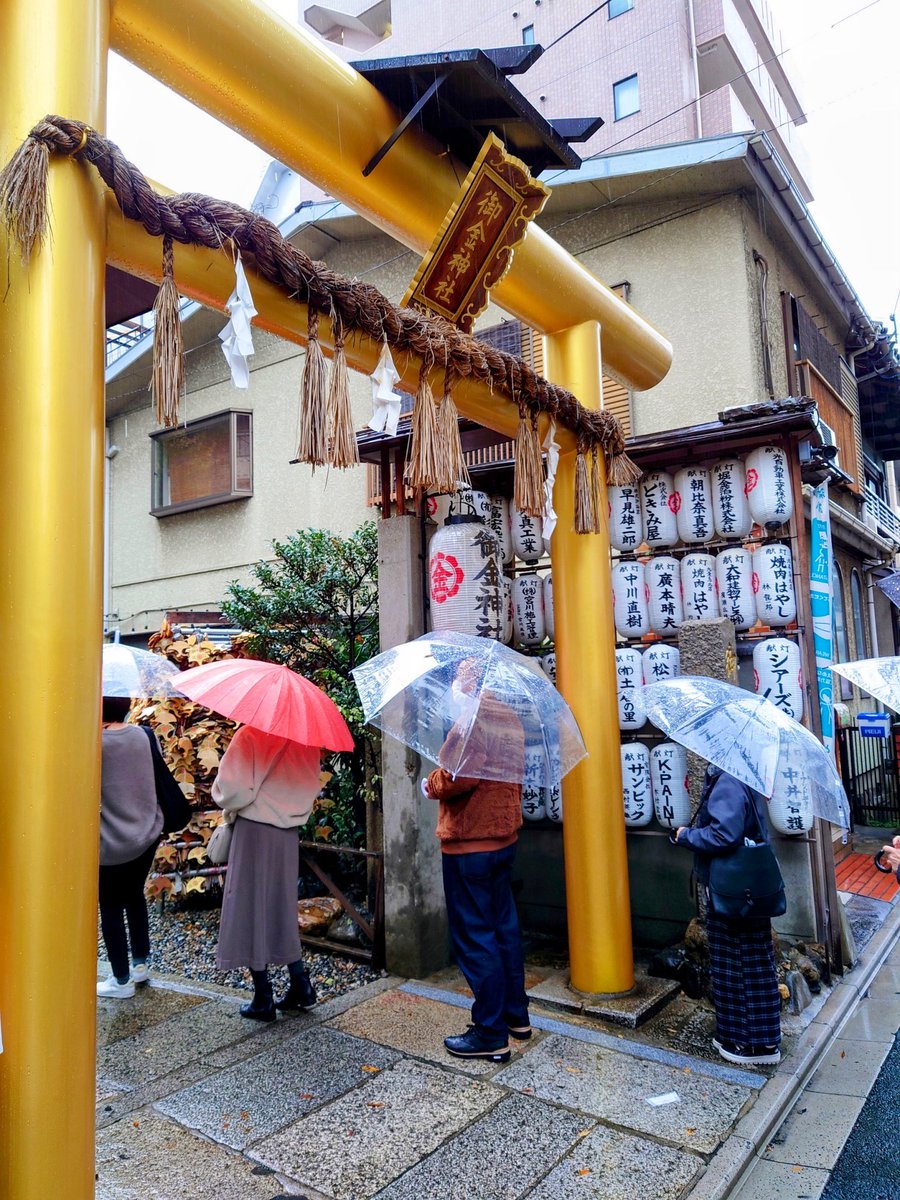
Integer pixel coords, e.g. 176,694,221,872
428,488,547,564
610,447,794,552
622,740,812,834
611,542,796,639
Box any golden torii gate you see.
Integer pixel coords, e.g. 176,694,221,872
0,1,672,1194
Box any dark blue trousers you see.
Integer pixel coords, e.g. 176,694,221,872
441,844,529,1042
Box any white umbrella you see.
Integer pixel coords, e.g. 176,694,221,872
102,643,183,699
832,657,900,714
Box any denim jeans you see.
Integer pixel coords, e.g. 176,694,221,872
441,843,529,1041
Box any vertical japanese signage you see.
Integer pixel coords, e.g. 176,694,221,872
810,482,834,755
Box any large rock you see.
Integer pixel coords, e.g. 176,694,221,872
297,897,343,936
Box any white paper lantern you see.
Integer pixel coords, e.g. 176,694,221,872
501,576,514,644
426,493,453,526
543,573,554,642
511,505,544,563
681,552,719,621
488,496,514,565
642,644,680,684
429,516,503,638
753,543,797,627
745,446,793,529
513,574,546,647
616,648,646,730
711,459,752,539
647,555,684,635
767,761,814,835
673,467,714,544
754,637,803,721
609,484,643,553
716,546,755,631
450,486,491,524
622,742,653,827
612,561,651,640
540,651,557,685
521,785,546,822
651,742,692,830
641,472,679,548
545,784,563,823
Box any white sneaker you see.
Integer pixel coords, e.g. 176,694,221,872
131,963,150,985
97,975,135,999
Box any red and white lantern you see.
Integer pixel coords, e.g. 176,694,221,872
543,573,554,642
754,637,803,722
540,652,557,685
622,742,653,827
753,543,796,626
642,643,680,684
426,493,453,526
511,505,544,564
641,472,679,548
647,555,684,635
616,647,646,731
681,552,719,621
488,495,514,565
513,574,546,647
744,446,793,529
429,516,503,638
716,546,755,631
609,484,643,553
711,459,752,539
651,742,692,830
767,761,814,835
545,784,563,824
674,467,714,544
612,560,651,640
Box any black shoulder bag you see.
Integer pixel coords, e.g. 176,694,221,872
706,790,786,920
139,724,192,835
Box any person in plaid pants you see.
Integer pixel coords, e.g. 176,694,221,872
674,766,782,1066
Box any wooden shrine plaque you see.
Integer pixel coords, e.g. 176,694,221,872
402,133,550,332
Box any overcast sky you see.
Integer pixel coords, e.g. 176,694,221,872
107,0,900,326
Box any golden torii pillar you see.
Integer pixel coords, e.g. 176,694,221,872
0,2,671,1195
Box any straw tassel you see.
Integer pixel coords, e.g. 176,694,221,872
0,133,51,267
574,441,594,534
406,364,444,491
514,405,544,517
606,449,642,487
437,367,469,493
326,316,359,469
296,307,330,467
151,235,185,428
589,444,602,533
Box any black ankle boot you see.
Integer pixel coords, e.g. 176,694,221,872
276,960,317,1011
241,967,276,1022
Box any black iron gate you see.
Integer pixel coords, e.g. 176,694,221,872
837,723,900,826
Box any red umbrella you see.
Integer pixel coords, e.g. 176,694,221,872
176,659,354,752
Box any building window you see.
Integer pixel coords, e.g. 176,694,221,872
608,0,634,16
151,409,253,517
522,24,535,44
850,570,868,659
833,562,853,700
613,74,639,120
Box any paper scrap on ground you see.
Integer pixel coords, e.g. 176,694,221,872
645,1092,680,1106
218,254,257,388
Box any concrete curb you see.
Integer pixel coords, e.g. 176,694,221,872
687,901,900,1200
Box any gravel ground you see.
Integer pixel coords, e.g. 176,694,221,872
97,903,381,1002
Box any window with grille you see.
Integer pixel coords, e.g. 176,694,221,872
151,409,253,516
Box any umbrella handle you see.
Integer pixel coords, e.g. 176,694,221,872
874,849,893,874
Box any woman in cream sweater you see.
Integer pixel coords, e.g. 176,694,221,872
213,724,322,1021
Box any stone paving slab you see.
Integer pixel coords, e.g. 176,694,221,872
732,1158,830,1200
761,1090,866,1171
527,1123,704,1200
156,1027,400,1150
95,1108,284,1200
96,999,267,1091
804,1036,892,1098
838,995,900,1043
495,1033,752,1154
374,1093,589,1200
97,985,207,1048
249,1058,502,1199
329,987,533,1076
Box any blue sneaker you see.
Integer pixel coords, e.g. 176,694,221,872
444,1025,510,1063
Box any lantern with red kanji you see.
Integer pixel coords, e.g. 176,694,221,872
428,515,503,639
711,459,752,539
673,466,714,544
681,552,719,621
744,446,793,529
753,637,803,721
716,546,755,631
753,543,797,626
640,471,679,548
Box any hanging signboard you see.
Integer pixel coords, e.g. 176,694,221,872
402,133,550,332
810,482,834,759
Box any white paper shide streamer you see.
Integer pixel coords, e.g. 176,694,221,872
218,253,257,388
368,342,403,436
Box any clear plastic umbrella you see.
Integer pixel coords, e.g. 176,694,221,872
639,676,850,828
352,631,586,788
102,643,184,699
832,657,900,714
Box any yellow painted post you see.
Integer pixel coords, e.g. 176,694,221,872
0,0,108,1195
545,322,634,994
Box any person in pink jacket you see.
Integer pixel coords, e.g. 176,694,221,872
213,724,322,1021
